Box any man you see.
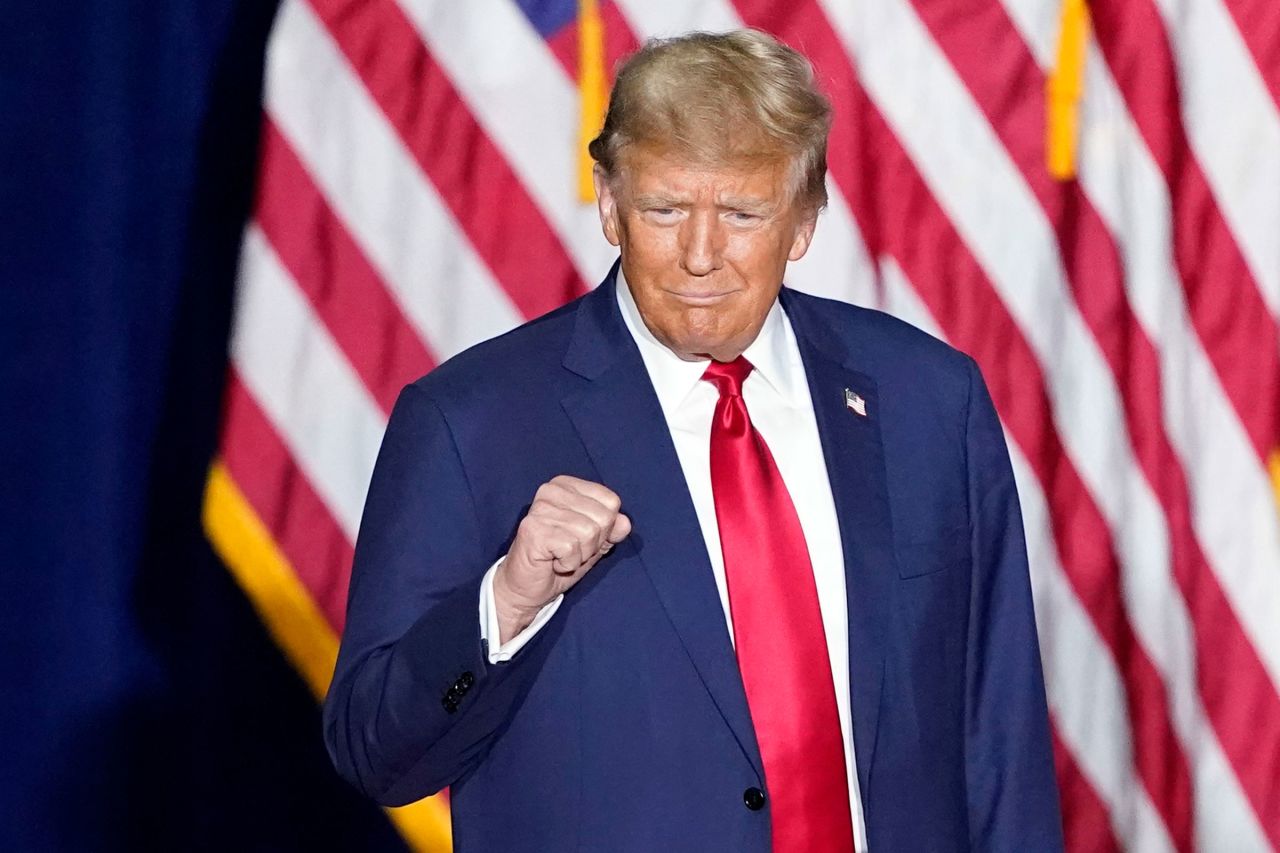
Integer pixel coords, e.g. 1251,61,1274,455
324,30,1063,852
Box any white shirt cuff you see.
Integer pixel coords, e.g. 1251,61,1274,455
478,558,564,664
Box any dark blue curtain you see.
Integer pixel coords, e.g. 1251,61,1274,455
1,4,405,850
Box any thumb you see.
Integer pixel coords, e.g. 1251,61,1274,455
607,512,633,544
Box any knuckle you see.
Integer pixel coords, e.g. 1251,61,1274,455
600,489,622,512
518,514,548,542
576,519,602,543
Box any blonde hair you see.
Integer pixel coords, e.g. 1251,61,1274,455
588,29,832,212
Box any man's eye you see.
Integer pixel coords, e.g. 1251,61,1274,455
729,211,760,223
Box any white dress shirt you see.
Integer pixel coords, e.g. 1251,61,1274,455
480,272,867,850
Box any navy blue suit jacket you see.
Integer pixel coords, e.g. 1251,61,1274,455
324,267,1064,852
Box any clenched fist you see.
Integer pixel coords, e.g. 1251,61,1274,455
493,475,632,643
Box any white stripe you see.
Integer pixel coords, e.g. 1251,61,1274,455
1153,0,1280,321
265,0,523,361
787,184,879,308
880,259,1175,853
612,0,741,34
231,226,387,540
391,0,618,285
819,0,1270,846
609,0,879,306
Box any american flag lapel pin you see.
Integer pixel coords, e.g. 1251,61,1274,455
844,388,867,417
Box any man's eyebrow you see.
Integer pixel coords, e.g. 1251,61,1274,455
717,196,775,213
630,193,686,208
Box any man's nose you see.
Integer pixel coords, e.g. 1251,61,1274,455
679,211,724,276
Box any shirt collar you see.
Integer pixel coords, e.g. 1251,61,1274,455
615,266,805,417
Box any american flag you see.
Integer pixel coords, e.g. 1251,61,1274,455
203,0,1280,849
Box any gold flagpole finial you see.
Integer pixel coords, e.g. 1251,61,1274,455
1047,0,1090,180
577,0,608,202
1269,449,1280,518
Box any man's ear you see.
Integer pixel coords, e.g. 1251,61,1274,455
787,211,819,262
593,165,622,248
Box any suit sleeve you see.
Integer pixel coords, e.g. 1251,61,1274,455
961,358,1065,851
322,383,556,806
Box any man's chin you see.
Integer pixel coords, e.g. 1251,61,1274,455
667,333,751,364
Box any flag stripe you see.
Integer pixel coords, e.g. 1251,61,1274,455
1052,732,1122,853
1145,0,1280,323
267,0,524,363
906,1,1280,845
254,119,437,413
221,371,355,632
306,0,588,321
1217,0,1280,113
230,224,387,541
612,0,741,36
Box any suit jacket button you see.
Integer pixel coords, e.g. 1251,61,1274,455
743,787,766,811
460,672,475,688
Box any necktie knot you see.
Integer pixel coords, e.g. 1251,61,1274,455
702,356,754,398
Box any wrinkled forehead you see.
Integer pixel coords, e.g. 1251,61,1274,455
611,142,800,204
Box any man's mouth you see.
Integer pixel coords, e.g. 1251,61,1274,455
668,289,736,305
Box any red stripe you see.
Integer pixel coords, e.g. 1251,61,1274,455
1052,728,1122,853
909,0,1280,844
254,118,436,414
544,1,643,83
219,371,354,634
1088,0,1280,465
304,0,586,322
1218,0,1280,113
725,1,1197,845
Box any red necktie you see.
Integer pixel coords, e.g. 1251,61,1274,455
704,357,855,853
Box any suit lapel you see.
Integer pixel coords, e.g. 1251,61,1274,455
783,289,896,797
560,268,764,778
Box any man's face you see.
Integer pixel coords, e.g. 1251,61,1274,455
594,146,818,362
